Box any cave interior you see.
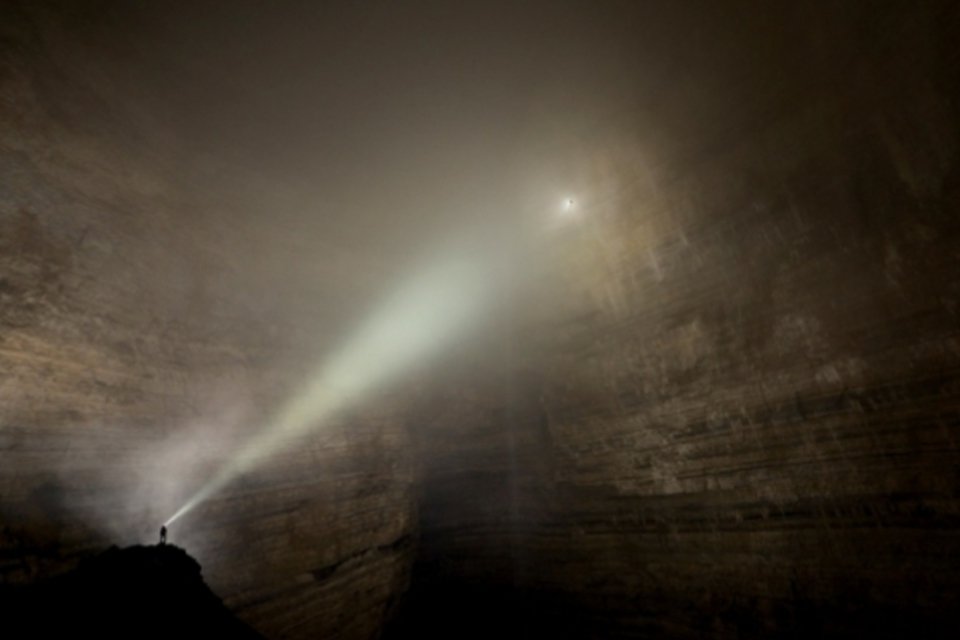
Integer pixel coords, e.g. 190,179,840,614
1,1,959,638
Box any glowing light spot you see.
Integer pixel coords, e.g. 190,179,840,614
547,196,580,228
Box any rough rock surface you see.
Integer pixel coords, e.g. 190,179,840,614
391,1,960,638
0,3,415,638
2,1,960,639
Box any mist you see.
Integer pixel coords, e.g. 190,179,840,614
7,1,956,637
0,0,668,539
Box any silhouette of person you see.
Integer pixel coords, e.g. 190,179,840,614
159,525,167,545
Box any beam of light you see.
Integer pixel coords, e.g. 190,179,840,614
165,247,497,527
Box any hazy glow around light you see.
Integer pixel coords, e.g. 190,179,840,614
165,249,494,527
544,196,579,229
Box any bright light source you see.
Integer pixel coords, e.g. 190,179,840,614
550,197,579,227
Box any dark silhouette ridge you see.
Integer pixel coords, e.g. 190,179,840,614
0,544,262,639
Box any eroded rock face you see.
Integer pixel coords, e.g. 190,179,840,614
0,4,415,638
396,1,960,638
3,1,960,638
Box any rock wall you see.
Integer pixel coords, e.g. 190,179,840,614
0,4,414,638
4,1,960,638
399,1,960,637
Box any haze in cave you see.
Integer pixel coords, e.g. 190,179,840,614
1,1,959,638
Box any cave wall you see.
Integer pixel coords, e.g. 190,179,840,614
401,2,960,637
4,1,960,639
0,5,414,638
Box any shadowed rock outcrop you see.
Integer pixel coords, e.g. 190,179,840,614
1,544,263,639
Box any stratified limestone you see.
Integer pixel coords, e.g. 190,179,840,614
0,5,415,638
396,1,960,638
